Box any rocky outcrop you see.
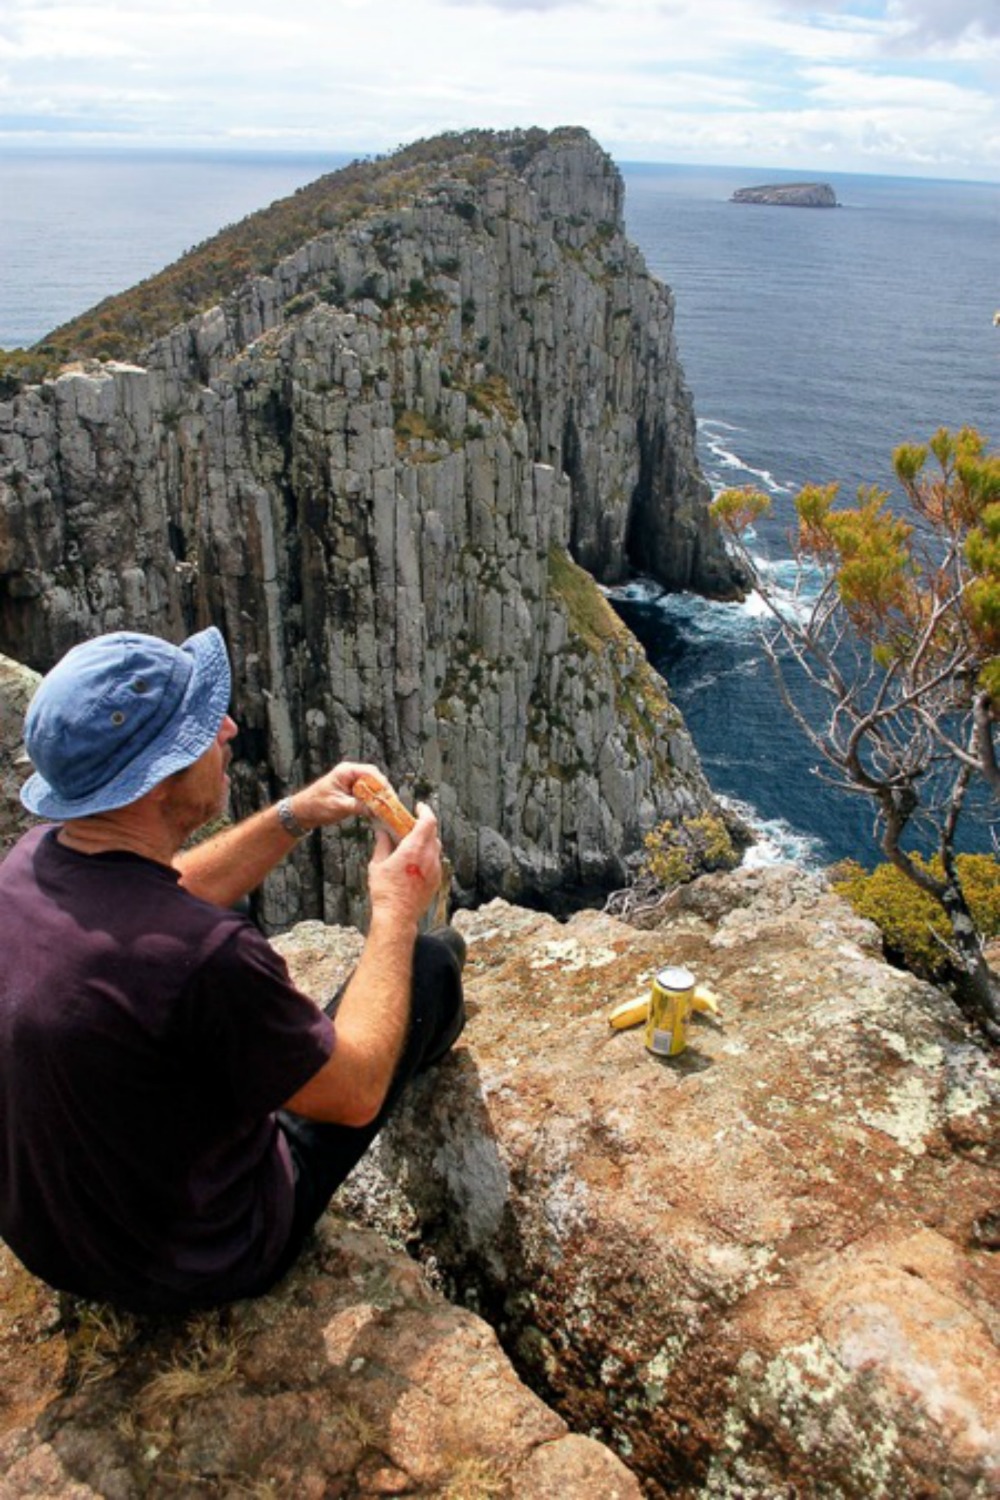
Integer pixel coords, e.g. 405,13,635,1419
1,756,996,1495
731,183,838,207
0,652,38,856
0,1218,639,1498
311,869,999,1499
0,128,741,922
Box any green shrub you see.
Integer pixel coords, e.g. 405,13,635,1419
284,291,317,317
833,853,1000,978
0,345,65,396
641,814,739,889
547,547,626,654
394,408,446,444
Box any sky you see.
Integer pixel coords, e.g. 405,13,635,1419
1,0,999,181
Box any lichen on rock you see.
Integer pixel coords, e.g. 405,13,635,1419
330,868,1000,1498
0,1218,640,1498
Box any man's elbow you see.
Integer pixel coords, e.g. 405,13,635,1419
283,1071,385,1127
333,1090,383,1128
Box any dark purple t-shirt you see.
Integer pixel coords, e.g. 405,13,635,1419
0,825,334,1312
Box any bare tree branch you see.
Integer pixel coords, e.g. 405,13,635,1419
711,430,1000,1044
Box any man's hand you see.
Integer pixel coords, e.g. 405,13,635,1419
287,763,390,832
283,803,445,1127
368,805,443,928
176,762,395,906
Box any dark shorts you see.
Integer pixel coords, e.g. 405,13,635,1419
254,931,465,1291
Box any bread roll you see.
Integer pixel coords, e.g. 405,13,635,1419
354,774,417,841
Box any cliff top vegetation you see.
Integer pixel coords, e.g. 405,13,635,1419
1,126,591,387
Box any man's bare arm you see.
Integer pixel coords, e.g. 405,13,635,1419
282,807,443,1126
175,761,386,907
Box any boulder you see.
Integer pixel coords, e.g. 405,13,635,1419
2,766,995,1495
325,867,1000,1497
0,1217,638,1498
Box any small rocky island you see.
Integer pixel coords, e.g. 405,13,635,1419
732,181,838,207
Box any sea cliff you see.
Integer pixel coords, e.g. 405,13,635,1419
1,550,997,1496
0,128,743,923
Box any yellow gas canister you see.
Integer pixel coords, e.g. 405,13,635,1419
644,965,695,1057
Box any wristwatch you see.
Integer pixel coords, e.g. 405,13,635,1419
276,797,310,839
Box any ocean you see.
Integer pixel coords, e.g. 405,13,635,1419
0,149,352,349
1,150,998,867
616,163,999,866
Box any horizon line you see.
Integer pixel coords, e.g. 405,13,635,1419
1,139,997,190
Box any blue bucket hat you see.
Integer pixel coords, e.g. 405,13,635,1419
20,627,232,821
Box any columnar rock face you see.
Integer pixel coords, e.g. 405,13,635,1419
0,129,740,920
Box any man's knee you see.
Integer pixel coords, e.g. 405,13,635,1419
411,928,466,1064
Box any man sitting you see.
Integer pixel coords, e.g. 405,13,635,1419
0,626,464,1313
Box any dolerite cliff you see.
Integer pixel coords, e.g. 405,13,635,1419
0,128,742,923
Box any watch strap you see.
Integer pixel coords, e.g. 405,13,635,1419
276,796,309,839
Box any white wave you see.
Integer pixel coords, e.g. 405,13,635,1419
739,588,773,622
698,416,795,498
645,589,763,647
683,671,721,693
708,442,751,473
683,655,767,694
649,575,816,643
658,594,756,644
601,577,664,604
719,795,827,869
740,554,828,629
697,417,745,434
741,585,812,631
758,554,826,595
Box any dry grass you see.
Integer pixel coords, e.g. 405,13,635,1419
112,1406,140,1443
439,1456,510,1500
547,545,629,655
151,1468,278,1497
338,1398,381,1450
137,1320,242,1418
68,1304,140,1388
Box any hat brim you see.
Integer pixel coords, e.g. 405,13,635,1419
20,627,232,821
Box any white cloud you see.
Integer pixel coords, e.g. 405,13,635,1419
0,0,997,178
803,64,991,113
444,0,592,9
888,0,1000,42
